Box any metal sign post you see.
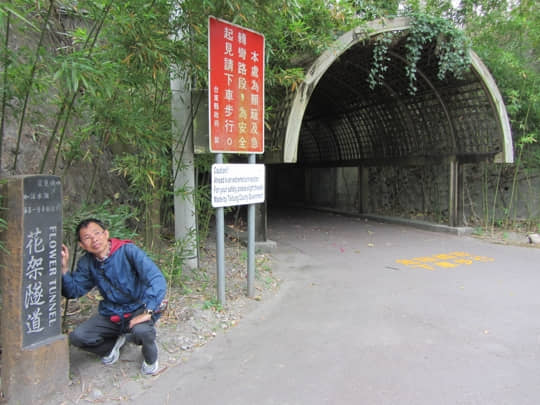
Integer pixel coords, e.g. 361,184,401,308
215,153,226,305
247,154,256,297
208,16,265,305
211,162,265,301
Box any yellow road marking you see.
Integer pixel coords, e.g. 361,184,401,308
396,252,494,270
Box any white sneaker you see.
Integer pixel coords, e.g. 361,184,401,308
102,334,126,365
141,359,159,375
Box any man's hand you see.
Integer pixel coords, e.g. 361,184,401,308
61,244,70,275
129,312,152,329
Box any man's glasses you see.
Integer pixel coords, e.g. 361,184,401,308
80,230,105,243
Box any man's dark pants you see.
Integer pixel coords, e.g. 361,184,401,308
69,311,158,364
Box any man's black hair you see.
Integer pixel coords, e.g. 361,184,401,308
76,218,107,241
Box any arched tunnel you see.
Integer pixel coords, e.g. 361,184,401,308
264,17,513,229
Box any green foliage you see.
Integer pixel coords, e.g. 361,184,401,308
63,199,138,248
193,153,215,244
368,12,471,94
406,0,539,169
367,32,393,90
173,0,356,105
202,297,223,311
351,0,401,20
465,0,540,165
160,233,198,287
406,13,470,89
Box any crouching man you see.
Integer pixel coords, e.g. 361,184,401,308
61,218,167,375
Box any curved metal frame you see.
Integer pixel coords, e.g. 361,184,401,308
281,17,513,164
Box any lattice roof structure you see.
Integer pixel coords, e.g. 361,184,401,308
265,17,513,166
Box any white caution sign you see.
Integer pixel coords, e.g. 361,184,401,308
211,163,265,208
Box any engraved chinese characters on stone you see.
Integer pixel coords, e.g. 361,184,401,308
22,176,62,347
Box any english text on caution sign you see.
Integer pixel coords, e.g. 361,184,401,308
211,163,265,208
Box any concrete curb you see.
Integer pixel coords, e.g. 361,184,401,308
361,214,474,236
291,205,475,236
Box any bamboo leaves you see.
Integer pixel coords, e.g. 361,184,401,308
53,55,101,95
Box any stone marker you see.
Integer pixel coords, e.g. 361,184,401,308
0,175,69,404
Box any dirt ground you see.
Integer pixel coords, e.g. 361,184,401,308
45,234,280,405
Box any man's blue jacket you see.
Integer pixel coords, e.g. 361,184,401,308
62,239,167,317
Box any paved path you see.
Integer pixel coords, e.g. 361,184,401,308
134,208,540,404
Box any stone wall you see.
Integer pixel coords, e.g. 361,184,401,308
267,163,540,229
2,113,131,219
2,13,132,219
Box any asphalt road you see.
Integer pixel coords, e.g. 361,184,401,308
134,208,540,405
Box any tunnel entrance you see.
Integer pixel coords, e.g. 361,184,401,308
264,17,513,227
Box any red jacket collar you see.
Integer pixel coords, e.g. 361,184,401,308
109,238,132,256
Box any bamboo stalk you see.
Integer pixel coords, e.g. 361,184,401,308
0,0,12,168
13,0,55,172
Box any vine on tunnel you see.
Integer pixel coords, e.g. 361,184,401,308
369,12,471,95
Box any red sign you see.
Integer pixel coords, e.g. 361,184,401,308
208,17,265,154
